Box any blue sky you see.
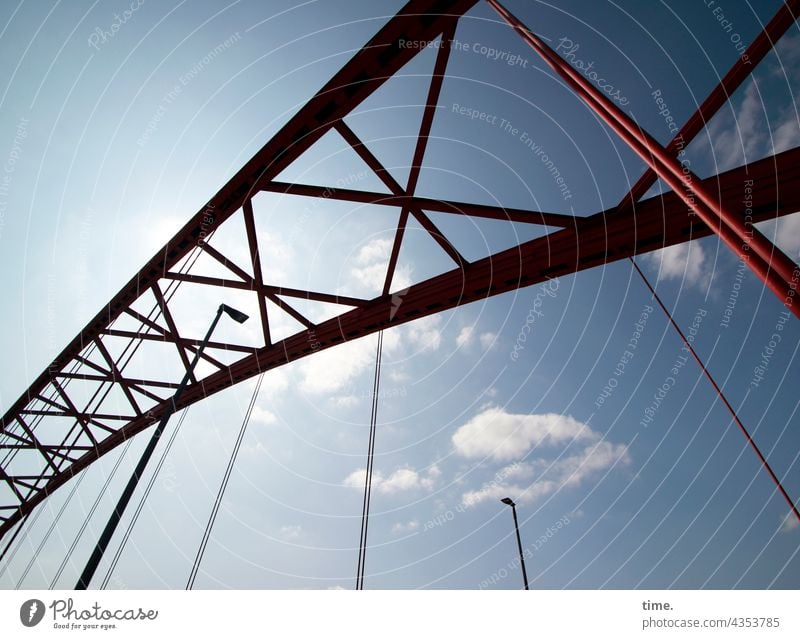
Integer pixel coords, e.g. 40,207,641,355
0,0,799,589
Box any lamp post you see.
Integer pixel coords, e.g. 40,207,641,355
501,497,529,590
76,304,248,589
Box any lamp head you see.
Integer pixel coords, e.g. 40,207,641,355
501,497,515,507
220,303,249,324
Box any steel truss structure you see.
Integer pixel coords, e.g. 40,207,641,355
2,0,799,542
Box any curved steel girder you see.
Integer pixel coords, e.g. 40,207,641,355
3,0,800,541
2,146,799,540
0,0,479,538
0,0,478,467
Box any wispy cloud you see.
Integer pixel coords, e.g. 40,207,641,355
349,236,412,294
643,240,709,289
479,332,498,349
298,330,400,394
452,407,596,462
251,406,277,425
756,211,800,257
456,326,474,348
330,395,360,408
704,80,768,171
780,511,799,534
696,35,800,172
343,465,440,495
461,441,630,507
407,315,442,352
456,326,498,351
391,520,420,535
453,407,630,507
279,525,303,540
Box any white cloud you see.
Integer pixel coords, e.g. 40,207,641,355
299,339,374,394
251,406,277,426
702,80,766,171
773,32,800,71
331,395,360,408
279,525,303,540
140,214,184,254
343,468,369,488
644,241,709,289
350,262,386,291
350,262,412,294
258,230,294,283
780,511,799,533
343,465,439,495
349,237,412,293
258,368,289,398
356,238,392,264
388,368,409,383
391,520,420,535
456,326,474,348
407,315,442,351
452,407,596,462
757,211,800,257
455,326,498,351
298,331,399,394
461,441,630,507
772,116,800,154
479,332,497,349
697,42,800,172
382,468,430,493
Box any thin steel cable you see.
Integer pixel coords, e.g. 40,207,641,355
2,469,88,583
2,243,206,581
1,240,205,534
46,438,135,589
0,518,27,570
630,257,799,522
0,365,97,573
356,331,383,590
100,407,190,589
42,244,207,588
186,373,264,590
0,479,55,573
2,239,206,470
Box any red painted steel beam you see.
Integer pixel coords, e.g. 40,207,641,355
2,146,797,538
334,120,469,268
242,199,272,348
0,0,478,460
385,19,457,292
260,181,579,227
617,0,800,214
487,0,800,317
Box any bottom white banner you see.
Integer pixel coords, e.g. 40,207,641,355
0,590,796,638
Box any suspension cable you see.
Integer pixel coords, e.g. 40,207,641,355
33,244,208,588
46,438,135,589
186,373,264,589
5,470,88,586
0,467,84,574
356,331,384,590
0,518,27,571
630,257,800,522
2,241,208,571
7,236,210,589
100,407,190,589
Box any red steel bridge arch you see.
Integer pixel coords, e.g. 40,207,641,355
1,0,799,544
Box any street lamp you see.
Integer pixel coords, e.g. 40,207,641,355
501,497,529,590
76,303,248,589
